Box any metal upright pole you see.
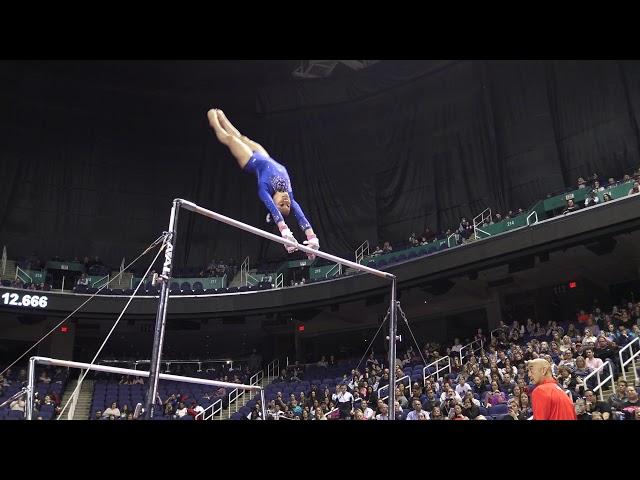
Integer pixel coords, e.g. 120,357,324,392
144,199,180,418
26,356,37,420
260,389,267,420
388,277,397,420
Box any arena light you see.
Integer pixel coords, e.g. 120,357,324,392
569,281,577,289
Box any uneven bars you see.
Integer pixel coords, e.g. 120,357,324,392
177,199,395,280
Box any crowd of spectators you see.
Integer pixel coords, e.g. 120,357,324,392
249,297,639,421
368,166,640,259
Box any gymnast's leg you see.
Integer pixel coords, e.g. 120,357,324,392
207,109,253,170
217,109,270,157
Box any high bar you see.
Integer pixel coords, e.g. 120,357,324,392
177,199,395,280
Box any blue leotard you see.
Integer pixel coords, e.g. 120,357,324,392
243,151,312,231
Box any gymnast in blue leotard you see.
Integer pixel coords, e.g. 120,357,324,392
207,109,319,258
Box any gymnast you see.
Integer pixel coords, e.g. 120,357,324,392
207,109,319,259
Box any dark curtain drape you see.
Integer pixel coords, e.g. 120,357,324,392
1,60,639,268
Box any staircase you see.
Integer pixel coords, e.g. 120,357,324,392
229,268,260,288
60,379,95,420
111,271,134,289
1,260,16,282
596,363,638,401
215,372,274,420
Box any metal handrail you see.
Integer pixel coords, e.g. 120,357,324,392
195,397,223,420
619,337,639,385
526,211,539,225
325,407,340,420
1,245,6,276
275,273,283,288
15,266,32,284
377,374,410,401
92,274,110,289
227,388,239,419
67,372,83,420
325,263,343,278
473,207,492,240
240,256,250,287
582,360,615,402
447,233,459,248
460,339,483,364
355,240,370,264
248,370,264,400
246,272,260,287
423,356,451,384
266,359,280,382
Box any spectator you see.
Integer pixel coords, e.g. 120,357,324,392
371,245,383,256
103,402,121,418
450,403,469,420
375,403,389,420
462,397,480,419
120,404,131,419
501,398,521,420
621,387,640,420
455,376,472,398
583,390,606,414
360,400,374,420
608,379,628,411
628,181,640,196
335,384,354,419
408,232,419,247
563,199,579,214
574,398,590,420
38,370,52,384
10,396,26,412
603,192,613,202
558,350,576,372
430,406,444,420
314,407,327,420
582,329,597,348
247,349,262,372
382,241,393,254
584,349,603,371
519,392,533,419
584,189,599,207
422,227,436,244
406,399,428,420
577,177,587,189
486,382,507,407
616,325,636,346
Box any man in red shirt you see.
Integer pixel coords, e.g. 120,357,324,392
526,358,577,420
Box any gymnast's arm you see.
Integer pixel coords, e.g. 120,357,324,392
289,191,316,239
